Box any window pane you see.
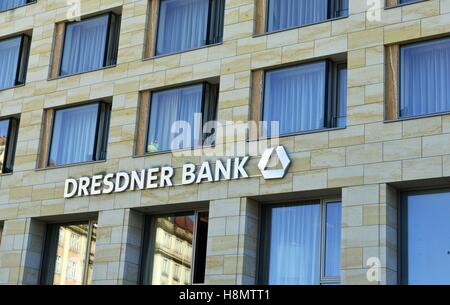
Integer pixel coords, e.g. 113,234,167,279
0,0,28,11
263,62,326,136
0,119,10,172
147,85,203,152
268,203,321,284
49,103,100,166
324,201,342,278
60,15,109,76
193,211,208,283
406,191,450,284
0,222,3,247
150,214,196,285
156,0,210,55
267,0,328,32
53,224,90,285
337,66,347,127
400,37,450,117
0,37,21,90
85,223,97,285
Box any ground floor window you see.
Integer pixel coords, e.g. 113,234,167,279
401,189,450,284
259,199,341,285
40,220,97,285
141,210,209,285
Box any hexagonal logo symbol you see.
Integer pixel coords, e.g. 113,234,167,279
258,146,291,180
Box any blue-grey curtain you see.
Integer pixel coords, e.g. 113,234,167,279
0,37,21,90
267,0,328,32
60,15,109,76
148,85,203,152
49,104,99,166
156,0,209,55
400,37,450,117
324,201,342,278
0,0,27,11
0,120,10,171
268,204,321,284
337,66,347,127
263,62,326,136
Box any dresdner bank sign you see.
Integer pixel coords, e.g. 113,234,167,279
64,146,291,199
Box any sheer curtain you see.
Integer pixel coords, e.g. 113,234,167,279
156,0,209,55
400,37,450,117
268,204,321,284
0,37,21,90
60,15,109,76
148,85,203,152
49,104,99,166
267,0,328,32
0,0,27,11
263,62,326,136
324,202,342,278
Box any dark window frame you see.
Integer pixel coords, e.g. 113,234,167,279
399,188,450,285
154,0,225,56
260,60,347,138
0,34,31,91
264,0,349,34
257,198,342,285
40,219,97,285
139,209,209,285
47,101,111,167
145,81,219,154
0,116,20,174
58,12,121,77
398,36,450,119
0,0,36,13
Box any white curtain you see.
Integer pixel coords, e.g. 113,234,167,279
400,38,450,117
0,0,27,11
0,37,21,90
60,15,109,76
263,62,326,136
156,0,209,55
49,104,99,166
148,85,203,151
268,0,328,32
324,202,342,278
268,204,321,285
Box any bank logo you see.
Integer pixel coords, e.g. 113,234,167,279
258,146,291,180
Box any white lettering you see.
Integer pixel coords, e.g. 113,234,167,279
64,179,78,198
103,173,115,194
130,170,145,191
196,162,213,183
115,172,130,193
78,177,90,196
214,159,231,181
233,157,249,179
182,164,196,185
161,167,174,187
91,175,103,195
146,168,159,189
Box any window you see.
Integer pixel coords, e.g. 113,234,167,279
154,0,224,56
0,0,34,12
0,117,19,174
41,221,97,285
401,190,450,284
0,222,3,247
146,82,218,152
70,233,80,252
259,200,341,285
47,102,111,167
59,13,120,76
386,0,426,8
141,211,209,285
0,35,30,90
265,0,348,33
399,37,450,118
261,61,347,137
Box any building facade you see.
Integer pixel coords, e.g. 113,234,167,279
0,0,449,285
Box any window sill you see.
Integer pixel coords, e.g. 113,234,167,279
35,160,107,171
384,110,450,123
143,42,223,61
47,64,117,82
0,1,36,14
0,172,13,177
0,83,25,93
384,0,428,10
133,144,215,158
253,15,348,38
251,126,347,142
